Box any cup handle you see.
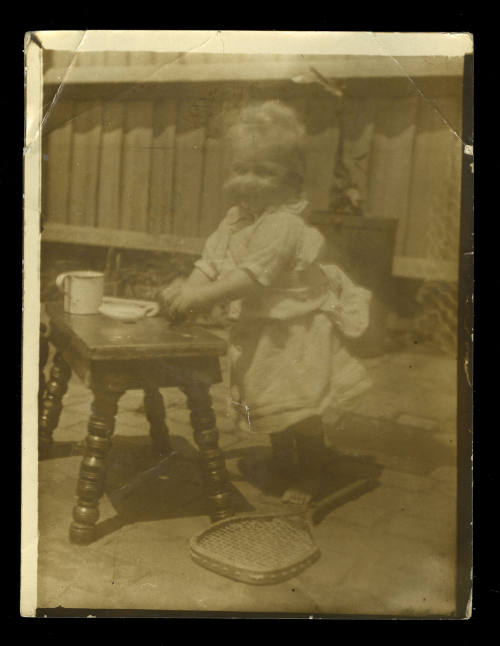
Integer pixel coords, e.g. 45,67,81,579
55,273,69,293
143,302,159,317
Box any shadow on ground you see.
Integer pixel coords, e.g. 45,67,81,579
326,412,456,476
224,443,383,516
80,434,254,541
40,440,85,460
41,407,447,543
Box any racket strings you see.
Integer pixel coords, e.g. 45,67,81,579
195,516,316,571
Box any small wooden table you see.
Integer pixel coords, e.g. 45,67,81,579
39,302,234,544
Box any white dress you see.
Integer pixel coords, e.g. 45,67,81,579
195,200,373,435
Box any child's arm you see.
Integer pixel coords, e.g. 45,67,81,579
185,267,214,288
169,268,258,318
157,268,211,309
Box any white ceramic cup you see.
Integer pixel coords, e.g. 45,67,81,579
56,270,105,314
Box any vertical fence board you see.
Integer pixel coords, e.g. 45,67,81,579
96,101,125,229
199,98,226,237
303,95,341,211
285,96,309,201
43,99,74,224
67,101,102,227
120,100,155,232
403,96,458,259
426,96,463,268
367,96,418,254
149,98,177,235
172,98,207,238
340,96,378,207
41,79,464,280
217,98,242,217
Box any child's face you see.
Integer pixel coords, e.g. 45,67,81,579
224,142,297,215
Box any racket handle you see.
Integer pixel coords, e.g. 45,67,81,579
310,478,378,524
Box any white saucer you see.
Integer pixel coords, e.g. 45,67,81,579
99,303,146,322
98,297,159,322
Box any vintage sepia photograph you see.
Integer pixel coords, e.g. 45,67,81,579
22,31,473,618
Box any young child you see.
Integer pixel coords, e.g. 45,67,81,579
165,101,372,505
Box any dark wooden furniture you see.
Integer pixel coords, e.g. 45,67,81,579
39,302,233,544
310,213,398,356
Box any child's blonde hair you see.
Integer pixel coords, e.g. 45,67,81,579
229,100,306,179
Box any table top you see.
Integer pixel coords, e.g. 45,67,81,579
45,301,227,361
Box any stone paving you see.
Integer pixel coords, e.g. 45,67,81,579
36,336,458,617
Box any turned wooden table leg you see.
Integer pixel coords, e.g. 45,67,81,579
143,387,172,456
69,387,124,544
38,351,72,458
183,382,233,522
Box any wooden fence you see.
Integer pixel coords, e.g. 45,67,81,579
41,52,464,280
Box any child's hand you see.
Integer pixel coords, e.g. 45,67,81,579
157,277,186,310
168,286,202,320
